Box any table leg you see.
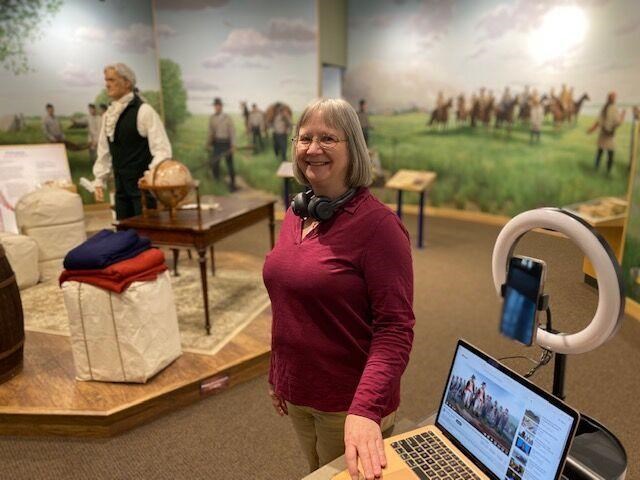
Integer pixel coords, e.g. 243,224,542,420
269,204,275,249
396,190,403,219
171,248,180,276
210,245,215,276
197,248,211,335
418,191,425,249
283,178,290,211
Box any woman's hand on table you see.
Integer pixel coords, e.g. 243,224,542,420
344,414,386,480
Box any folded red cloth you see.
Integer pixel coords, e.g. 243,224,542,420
59,248,168,293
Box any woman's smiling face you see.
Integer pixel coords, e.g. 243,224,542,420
295,111,349,198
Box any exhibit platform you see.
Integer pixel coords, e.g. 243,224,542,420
0,304,271,438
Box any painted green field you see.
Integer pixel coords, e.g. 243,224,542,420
2,112,632,217
168,114,293,197
622,161,640,302
369,113,632,216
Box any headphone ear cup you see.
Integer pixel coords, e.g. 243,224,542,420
308,195,334,221
291,191,310,218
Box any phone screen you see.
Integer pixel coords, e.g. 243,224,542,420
500,256,546,345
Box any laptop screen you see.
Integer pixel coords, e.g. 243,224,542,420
436,341,579,480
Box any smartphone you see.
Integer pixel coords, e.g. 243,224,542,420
500,255,547,346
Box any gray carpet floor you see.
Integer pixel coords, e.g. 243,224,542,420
0,214,638,479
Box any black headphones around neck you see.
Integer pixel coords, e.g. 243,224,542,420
291,188,357,222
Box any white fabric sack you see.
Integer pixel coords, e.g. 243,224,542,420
0,232,39,289
39,258,64,283
23,220,86,262
15,187,87,282
62,271,182,383
15,187,84,228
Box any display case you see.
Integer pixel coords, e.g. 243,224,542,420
563,197,628,285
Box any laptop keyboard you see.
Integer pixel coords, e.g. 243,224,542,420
391,431,481,480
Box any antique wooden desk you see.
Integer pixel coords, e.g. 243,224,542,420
115,196,276,335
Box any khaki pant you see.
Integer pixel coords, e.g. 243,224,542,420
286,402,396,473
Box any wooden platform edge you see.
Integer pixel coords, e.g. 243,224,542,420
0,351,270,438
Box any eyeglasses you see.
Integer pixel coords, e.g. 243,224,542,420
293,134,348,150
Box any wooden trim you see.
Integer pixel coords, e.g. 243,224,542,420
83,202,111,212
382,203,511,227
0,351,270,438
626,297,640,322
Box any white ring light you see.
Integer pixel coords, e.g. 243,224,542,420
492,208,625,355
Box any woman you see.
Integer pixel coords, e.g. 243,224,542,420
588,91,626,174
263,98,415,480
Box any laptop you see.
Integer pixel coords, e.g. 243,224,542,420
334,339,579,480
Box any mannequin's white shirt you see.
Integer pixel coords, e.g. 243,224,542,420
92,92,172,186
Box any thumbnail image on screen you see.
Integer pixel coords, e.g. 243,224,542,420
445,372,519,454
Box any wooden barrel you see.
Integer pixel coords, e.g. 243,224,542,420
0,244,24,383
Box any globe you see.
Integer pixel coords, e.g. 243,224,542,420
140,159,195,213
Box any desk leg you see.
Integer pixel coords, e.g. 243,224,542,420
283,178,290,211
198,248,211,335
210,245,215,276
396,190,403,219
269,205,275,249
171,248,180,276
418,192,425,249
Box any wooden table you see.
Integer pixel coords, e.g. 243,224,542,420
385,169,437,249
115,196,276,335
276,161,294,210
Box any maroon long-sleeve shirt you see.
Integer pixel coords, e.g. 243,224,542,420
263,188,415,424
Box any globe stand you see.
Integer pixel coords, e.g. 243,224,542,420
139,181,200,220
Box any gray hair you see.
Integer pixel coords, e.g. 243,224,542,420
292,98,372,188
104,63,137,88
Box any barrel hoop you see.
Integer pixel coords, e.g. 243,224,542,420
0,338,24,362
0,273,16,290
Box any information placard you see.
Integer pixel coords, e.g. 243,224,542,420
385,169,437,192
276,161,294,178
0,144,71,233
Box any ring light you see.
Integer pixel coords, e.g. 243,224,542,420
492,208,625,355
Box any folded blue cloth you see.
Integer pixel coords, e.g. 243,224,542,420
63,229,152,270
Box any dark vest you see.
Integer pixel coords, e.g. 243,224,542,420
108,95,153,179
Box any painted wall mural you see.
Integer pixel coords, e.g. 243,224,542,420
345,0,640,216
154,0,317,194
0,0,161,121
0,0,161,202
155,0,317,115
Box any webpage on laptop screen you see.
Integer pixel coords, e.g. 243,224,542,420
437,345,575,480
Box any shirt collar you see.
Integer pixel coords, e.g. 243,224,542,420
342,187,369,215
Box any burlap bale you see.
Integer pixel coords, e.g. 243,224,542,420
15,187,84,228
15,187,86,282
39,258,64,283
24,220,86,262
62,271,182,383
0,233,39,289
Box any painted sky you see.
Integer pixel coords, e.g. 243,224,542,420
345,0,640,113
155,0,317,114
0,0,161,117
